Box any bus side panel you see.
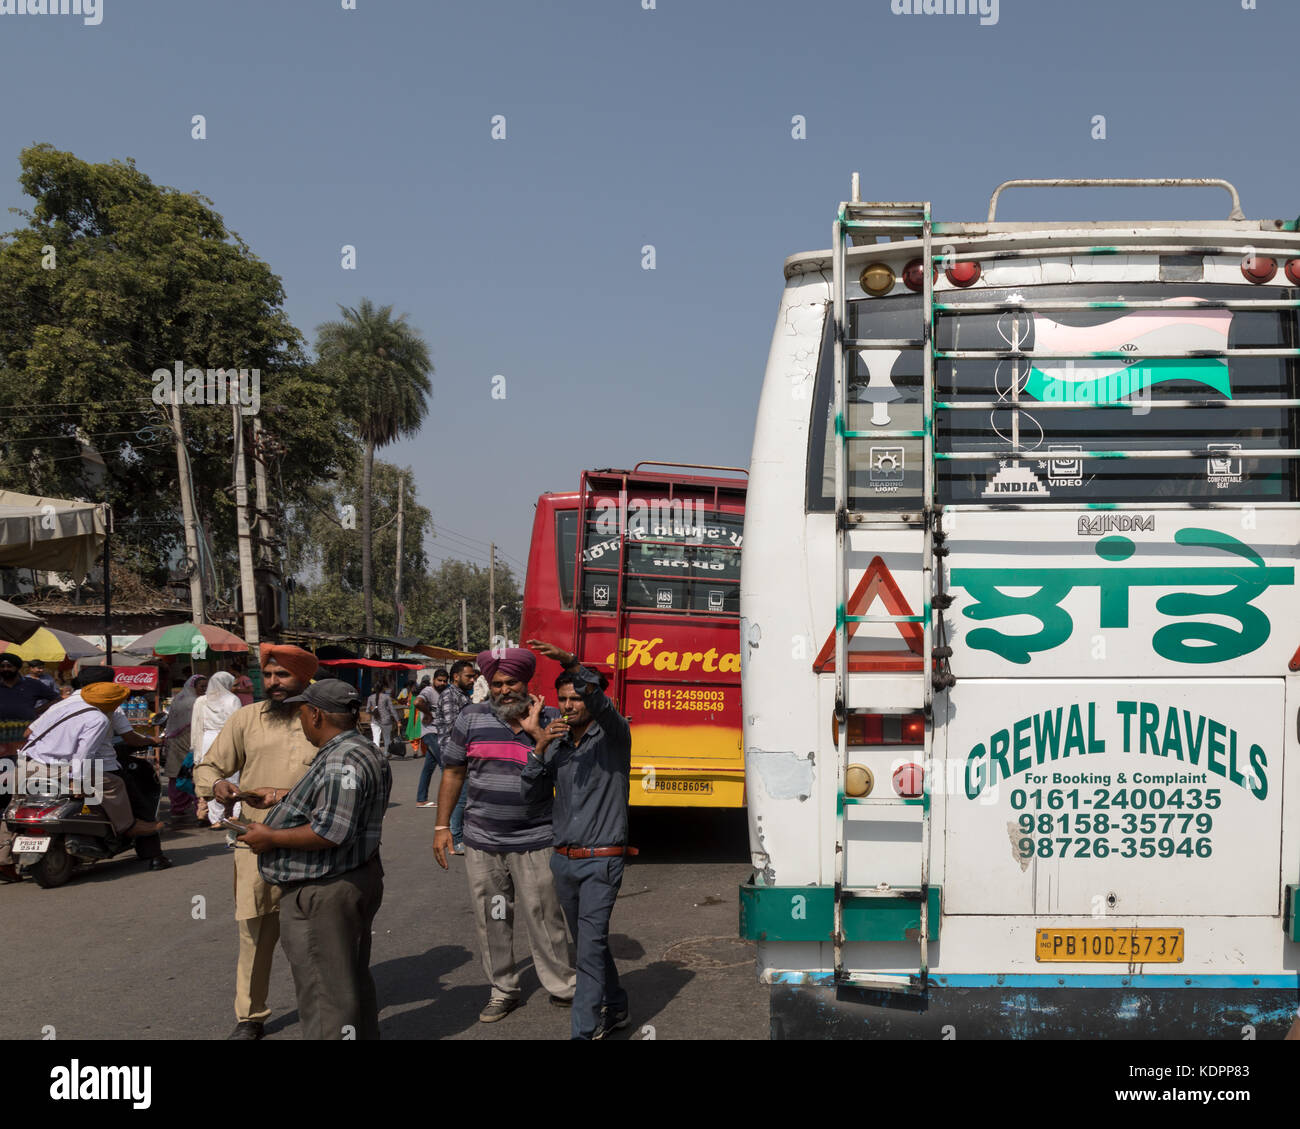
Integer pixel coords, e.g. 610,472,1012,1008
743,275,830,881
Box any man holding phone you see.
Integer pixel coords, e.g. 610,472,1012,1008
521,640,634,1040
235,679,391,1041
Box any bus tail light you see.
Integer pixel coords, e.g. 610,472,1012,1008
902,258,933,292
846,764,874,798
892,762,925,799
1242,255,1277,284
1286,259,1300,286
833,712,926,745
945,260,981,287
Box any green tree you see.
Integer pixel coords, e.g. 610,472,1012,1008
0,144,349,587
315,300,433,638
405,558,521,653
286,456,432,638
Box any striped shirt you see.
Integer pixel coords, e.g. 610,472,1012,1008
440,702,559,854
257,727,392,885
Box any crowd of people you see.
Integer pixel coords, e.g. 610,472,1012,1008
0,638,636,1041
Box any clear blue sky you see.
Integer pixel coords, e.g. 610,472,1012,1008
2,0,1295,581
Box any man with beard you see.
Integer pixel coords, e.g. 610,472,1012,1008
432,647,575,1022
194,643,319,1040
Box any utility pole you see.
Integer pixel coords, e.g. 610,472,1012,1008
232,407,261,664
394,471,405,636
251,417,274,568
169,398,205,622
460,598,468,652
488,542,495,645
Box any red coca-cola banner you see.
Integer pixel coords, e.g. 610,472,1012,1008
112,666,158,690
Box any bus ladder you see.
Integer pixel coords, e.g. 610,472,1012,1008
830,186,955,996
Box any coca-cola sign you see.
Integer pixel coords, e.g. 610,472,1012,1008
112,666,158,690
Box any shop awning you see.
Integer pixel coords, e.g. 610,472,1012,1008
0,490,108,577
317,657,423,671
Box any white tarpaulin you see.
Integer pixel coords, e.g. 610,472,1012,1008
0,490,107,578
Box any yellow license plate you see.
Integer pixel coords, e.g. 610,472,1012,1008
643,778,713,794
1035,928,1184,963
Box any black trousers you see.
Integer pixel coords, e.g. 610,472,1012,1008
117,755,163,859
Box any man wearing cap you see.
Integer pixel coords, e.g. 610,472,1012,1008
236,679,391,1040
432,646,575,1022
194,643,320,1040
0,682,162,881
522,640,634,1040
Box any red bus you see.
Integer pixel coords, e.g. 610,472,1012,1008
520,463,747,808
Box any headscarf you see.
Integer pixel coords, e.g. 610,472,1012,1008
258,643,319,685
165,674,206,738
476,647,535,685
82,683,129,711
192,670,242,748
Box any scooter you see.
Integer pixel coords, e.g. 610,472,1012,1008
5,785,143,888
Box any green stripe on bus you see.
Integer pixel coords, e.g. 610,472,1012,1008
739,883,941,943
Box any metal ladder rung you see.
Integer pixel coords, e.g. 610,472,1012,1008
844,613,929,626
843,429,926,439
844,797,925,808
845,512,925,526
844,338,926,350
836,972,929,996
840,887,926,898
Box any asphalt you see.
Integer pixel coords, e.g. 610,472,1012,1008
0,755,768,1040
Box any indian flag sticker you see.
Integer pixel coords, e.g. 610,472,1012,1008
1023,300,1233,405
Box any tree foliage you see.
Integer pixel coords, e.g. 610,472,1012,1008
0,144,348,585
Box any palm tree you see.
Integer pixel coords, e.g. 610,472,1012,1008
315,299,433,637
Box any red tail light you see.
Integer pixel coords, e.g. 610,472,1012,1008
1242,255,1277,284
944,260,981,287
892,762,925,799
12,803,64,821
834,712,926,746
902,259,933,292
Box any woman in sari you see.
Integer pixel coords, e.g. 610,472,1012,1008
191,671,244,828
163,675,206,826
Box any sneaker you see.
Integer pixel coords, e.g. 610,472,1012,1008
549,995,573,1008
478,998,521,1023
592,1005,630,1041
452,842,465,855
417,801,437,808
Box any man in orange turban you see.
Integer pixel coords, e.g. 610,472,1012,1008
258,644,318,687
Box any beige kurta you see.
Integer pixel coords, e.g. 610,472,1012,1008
194,701,319,919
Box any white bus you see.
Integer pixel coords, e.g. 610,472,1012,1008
739,177,1300,1038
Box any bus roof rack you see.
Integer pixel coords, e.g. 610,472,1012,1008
987,178,1246,223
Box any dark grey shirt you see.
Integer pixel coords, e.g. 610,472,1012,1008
520,667,631,848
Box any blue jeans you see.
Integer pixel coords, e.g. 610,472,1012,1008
416,737,439,804
550,853,628,1039
449,787,467,845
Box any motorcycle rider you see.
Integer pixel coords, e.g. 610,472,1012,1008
0,682,160,881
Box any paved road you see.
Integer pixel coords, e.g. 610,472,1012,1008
0,756,768,1040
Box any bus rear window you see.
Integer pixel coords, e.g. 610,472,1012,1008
806,283,1300,508
578,509,742,616
556,509,578,609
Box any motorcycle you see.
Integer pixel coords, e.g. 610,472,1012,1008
5,761,158,888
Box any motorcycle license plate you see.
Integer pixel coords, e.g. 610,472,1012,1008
13,836,50,854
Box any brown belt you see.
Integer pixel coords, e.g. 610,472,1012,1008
554,846,639,859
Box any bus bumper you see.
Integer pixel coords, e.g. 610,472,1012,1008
767,976,1299,1039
